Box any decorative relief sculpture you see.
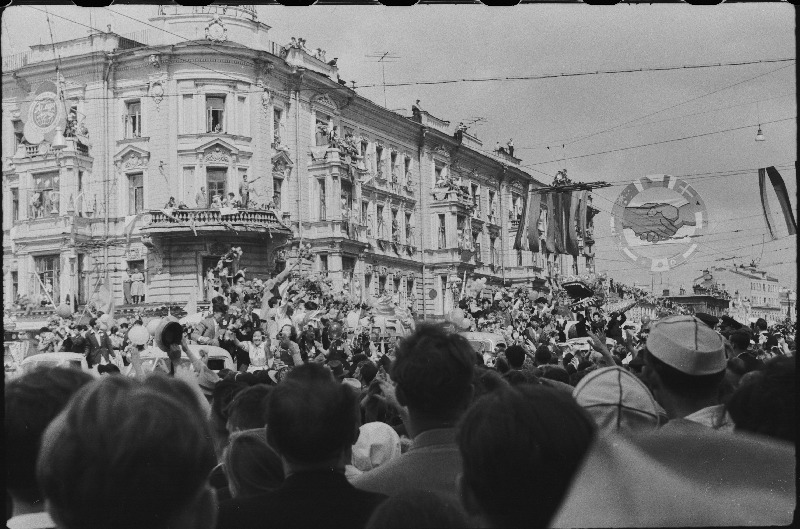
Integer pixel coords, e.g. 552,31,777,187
205,147,230,164
205,15,228,43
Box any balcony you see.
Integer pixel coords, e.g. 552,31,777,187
141,208,292,239
430,188,475,212
424,246,476,267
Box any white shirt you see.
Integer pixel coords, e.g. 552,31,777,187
243,341,272,369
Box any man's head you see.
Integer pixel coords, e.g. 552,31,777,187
457,385,595,528
504,345,526,370
534,345,553,366
6,368,94,508
37,375,217,529
89,318,99,330
643,315,727,414
729,331,751,354
390,324,474,423
266,363,360,467
227,384,271,433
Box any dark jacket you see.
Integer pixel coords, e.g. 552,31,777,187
216,469,386,529
84,329,114,367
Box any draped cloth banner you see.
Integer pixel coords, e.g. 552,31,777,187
565,191,581,257
513,185,542,253
759,166,797,240
545,193,558,254
578,190,588,238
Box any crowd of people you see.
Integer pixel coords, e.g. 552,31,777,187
6,257,797,528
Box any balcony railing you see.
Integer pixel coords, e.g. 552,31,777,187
142,207,291,236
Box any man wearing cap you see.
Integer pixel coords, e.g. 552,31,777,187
642,315,733,431
85,318,116,369
192,303,227,346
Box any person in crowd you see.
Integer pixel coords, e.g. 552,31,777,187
725,355,795,443
196,186,208,208
36,326,57,354
208,379,250,503
694,312,718,330
456,384,596,528
228,328,272,373
642,315,733,431
84,317,116,368
352,324,474,507
226,384,271,433
6,367,94,529
216,363,387,529
572,365,661,434
130,265,146,304
718,315,744,338
274,323,304,366
365,490,468,529
36,375,218,529
221,428,284,499
193,302,228,346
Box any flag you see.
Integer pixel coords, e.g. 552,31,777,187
578,190,588,238
514,186,542,253
565,191,580,257
545,193,557,254
513,188,529,251
183,291,197,316
759,166,797,239
103,283,115,320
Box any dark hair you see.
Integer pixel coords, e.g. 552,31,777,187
366,489,468,529
223,429,284,499
472,367,509,402
226,385,272,432
535,345,553,365
729,331,750,351
5,368,93,504
39,326,50,334
37,376,216,529
359,361,379,386
266,367,360,463
363,393,390,424
504,345,526,369
285,361,335,384
726,356,795,443
540,365,570,385
503,369,534,386
88,318,98,328
457,385,595,528
644,349,725,400
97,364,121,375
390,324,474,420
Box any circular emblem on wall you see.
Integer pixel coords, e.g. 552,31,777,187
23,80,66,145
610,174,708,272
205,15,228,43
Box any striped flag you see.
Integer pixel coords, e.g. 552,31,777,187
759,166,797,239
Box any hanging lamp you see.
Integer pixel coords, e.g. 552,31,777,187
755,125,765,142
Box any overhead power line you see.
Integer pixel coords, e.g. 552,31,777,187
354,58,796,89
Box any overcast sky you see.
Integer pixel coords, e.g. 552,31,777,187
3,4,796,290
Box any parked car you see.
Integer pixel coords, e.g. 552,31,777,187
460,331,507,355
18,352,96,378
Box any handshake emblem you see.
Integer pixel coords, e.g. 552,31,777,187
622,202,698,243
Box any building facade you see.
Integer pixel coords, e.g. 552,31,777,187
705,265,783,324
3,5,597,320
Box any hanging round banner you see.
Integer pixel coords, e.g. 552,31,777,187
611,174,707,272
23,80,66,145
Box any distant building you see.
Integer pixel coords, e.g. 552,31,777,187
709,265,783,324
779,288,796,323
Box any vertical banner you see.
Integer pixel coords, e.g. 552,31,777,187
766,166,797,236
527,190,542,253
545,192,558,254
565,191,580,257
759,168,776,239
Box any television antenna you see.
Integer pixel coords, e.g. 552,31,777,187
365,51,401,108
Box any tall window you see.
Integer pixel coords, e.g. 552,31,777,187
318,179,327,220
31,172,60,219
11,188,19,221
206,96,225,133
273,108,283,145
12,120,24,151
377,205,385,238
128,173,144,214
434,164,443,183
34,254,60,304
375,146,384,178
361,201,369,226
273,178,283,210
490,236,497,267
206,168,227,203
404,156,411,178
315,112,330,147
391,209,399,241
361,140,369,157
488,191,496,219
511,194,521,220
405,212,413,243
319,254,328,276
11,271,19,303
517,249,523,266
125,100,141,138
341,181,353,216
390,152,398,183
471,183,481,215
238,96,248,136
438,214,447,249
473,231,481,260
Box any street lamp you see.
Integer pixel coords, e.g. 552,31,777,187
755,125,765,142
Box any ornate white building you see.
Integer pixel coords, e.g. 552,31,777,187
2,5,596,322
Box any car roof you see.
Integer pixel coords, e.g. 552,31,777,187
21,352,86,363
460,332,507,342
